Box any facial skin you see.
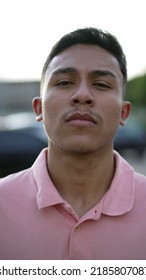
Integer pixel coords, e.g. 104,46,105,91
33,44,131,156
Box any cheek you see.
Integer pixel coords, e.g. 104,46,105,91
43,92,68,113
43,104,57,127
42,95,65,131
101,99,122,124
43,94,58,118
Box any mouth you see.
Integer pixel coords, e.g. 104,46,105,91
65,112,97,127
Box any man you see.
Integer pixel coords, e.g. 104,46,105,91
0,27,146,260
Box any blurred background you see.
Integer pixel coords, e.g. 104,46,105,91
0,0,146,177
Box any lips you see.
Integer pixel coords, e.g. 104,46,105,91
65,112,97,125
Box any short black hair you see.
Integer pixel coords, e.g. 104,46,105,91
41,27,127,92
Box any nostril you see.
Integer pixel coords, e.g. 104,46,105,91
71,95,95,106
73,99,79,104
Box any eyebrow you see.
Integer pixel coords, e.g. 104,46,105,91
50,67,116,79
91,70,116,79
50,67,78,77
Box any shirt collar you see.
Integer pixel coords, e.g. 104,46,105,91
33,149,135,216
33,149,65,209
101,151,135,216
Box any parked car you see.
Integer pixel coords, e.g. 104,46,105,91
0,113,47,177
114,120,146,156
0,126,47,178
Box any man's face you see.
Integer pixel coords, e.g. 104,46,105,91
33,44,130,154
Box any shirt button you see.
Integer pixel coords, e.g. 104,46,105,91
74,226,80,232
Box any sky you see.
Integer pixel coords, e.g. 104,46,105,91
0,0,146,81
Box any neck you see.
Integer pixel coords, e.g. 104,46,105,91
47,144,115,216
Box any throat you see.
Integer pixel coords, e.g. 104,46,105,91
61,189,107,217
47,147,115,216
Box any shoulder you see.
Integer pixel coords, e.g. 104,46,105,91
0,167,32,185
114,151,146,186
0,149,47,200
135,171,146,181
0,168,35,197
114,151,146,199
134,171,146,190
0,167,39,216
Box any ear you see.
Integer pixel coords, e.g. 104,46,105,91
32,97,43,122
119,101,131,126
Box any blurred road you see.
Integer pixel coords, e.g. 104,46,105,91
121,149,146,176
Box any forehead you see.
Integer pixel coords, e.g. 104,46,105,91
46,44,123,80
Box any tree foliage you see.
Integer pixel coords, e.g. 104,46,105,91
126,73,146,106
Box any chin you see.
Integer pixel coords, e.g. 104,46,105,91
70,149,97,155
62,143,98,154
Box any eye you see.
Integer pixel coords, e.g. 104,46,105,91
93,81,111,89
56,80,73,87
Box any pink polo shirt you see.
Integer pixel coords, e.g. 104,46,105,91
0,149,146,260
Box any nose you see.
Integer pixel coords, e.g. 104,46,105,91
70,83,95,107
